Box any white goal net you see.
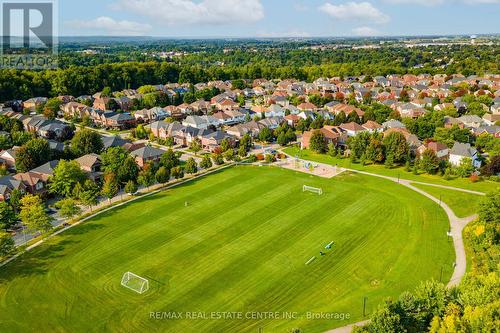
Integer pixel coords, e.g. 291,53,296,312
121,272,149,294
303,185,323,195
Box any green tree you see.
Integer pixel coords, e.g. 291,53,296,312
420,149,440,174
0,201,16,230
101,173,119,203
77,180,100,211
478,189,499,224
383,132,409,164
155,166,170,184
19,194,52,233
366,136,385,163
224,149,235,161
455,158,474,178
70,129,104,157
189,138,202,155
160,149,180,170
138,167,155,189
101,147,139,184
15,138,51,172
49,160,86,198
9,189,22,214
200,154,213,169
43,98,62,119
259,127,274,143
171,166,184,179
55,198,81,220
309,130,327,154
212,153,224,166
0,231,15,259
124,180,138,195
184,158,198,174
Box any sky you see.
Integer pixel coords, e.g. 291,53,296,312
59,0,500,37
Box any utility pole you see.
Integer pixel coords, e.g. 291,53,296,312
363,296,368,317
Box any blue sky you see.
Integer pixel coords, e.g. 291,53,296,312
60,0,500,37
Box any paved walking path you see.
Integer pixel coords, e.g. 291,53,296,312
281,154,480,333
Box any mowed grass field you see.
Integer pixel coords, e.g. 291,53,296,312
0,166,454,333
412,183,485,218
284,146,496,193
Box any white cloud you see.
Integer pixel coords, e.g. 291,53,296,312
352,26,380,36
319,2,390,24
257,30,311,38
112,0,264,25
66,16,152,35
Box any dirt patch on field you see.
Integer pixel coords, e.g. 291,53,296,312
277,158,346,179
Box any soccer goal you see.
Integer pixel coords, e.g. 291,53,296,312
303,185,323,195
121,272,149,294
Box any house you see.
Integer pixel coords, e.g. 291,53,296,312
62,102,89,119
102,112,136,129
23,97,48,111
182,115,218,130
297,102,317,111
457,115,484,129
449,142,481,168
13,172,47,196
226,121,264,138
258,117,283,130
0,147,20,169
134,107,168,123
382,119,405,129
266,104,286,118
443,116,465,129
301,126,347,149
75,154,103,181
212,112,233,126
114,96,133,111
102,136,130,150
216,99,240,112
130,146,165,168
223,109,246,124
201,131,236,152
482,113,500,126
0,176,26,201
30,160,59,181
93,97,111,111
362,121,383,133
417,142,449,160
339,122,367,137
284,114,300,127
327,103,365,119
471,125,500,138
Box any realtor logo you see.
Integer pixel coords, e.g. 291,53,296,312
0,0,58,69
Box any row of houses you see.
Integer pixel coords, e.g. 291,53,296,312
0,134,167,201
301,119,483,168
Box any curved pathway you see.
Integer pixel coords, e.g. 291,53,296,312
280,154,481,332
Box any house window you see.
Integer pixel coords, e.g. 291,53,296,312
36,182,44,190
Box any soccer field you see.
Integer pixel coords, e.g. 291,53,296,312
0,166,454,333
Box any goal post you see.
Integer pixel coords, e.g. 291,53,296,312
303,185,323,195
121,272,149,294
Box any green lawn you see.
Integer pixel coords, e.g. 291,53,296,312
0,166,454,333
412,184,484,218
284,146,497,193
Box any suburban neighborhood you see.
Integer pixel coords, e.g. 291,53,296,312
0,3,499,330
